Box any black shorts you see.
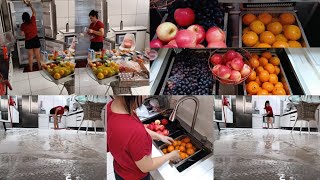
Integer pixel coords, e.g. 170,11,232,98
50,108,55,115
114,170,150,180
266,114,273,117
90,42,103,51
25,36,41,49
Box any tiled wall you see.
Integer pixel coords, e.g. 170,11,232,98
55,0,75,31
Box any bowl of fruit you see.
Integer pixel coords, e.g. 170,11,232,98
144,118,170,136
88,60,120,84
42,61,76,84
209,48,253,85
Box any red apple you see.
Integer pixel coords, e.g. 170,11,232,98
212,64,222,75
163,44,176,48
217,65,232,79
156,130,162,134
187,24,205,44
159,125,165,131
162,129,169,136
156,22,178,42
175,30,197,48
223,50,237,62
150,39,163,48
235,52,243,60
230,70,242,82
226,61,232,69
154,124,161,131
161,119,168,125
168,40,178,47
231,58,244,71
151,122,155,126
211,54,223,65
174,8,195,27
207,41,227,48
195,44,205,48
206,27,226,43
147,124,155,131
240,64,251,77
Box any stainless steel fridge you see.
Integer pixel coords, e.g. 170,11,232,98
235,96,253,128
21,95,38,128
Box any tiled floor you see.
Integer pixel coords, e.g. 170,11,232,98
8,68,69,95
214,128,320,180
75,68,150,95
0,128,106,180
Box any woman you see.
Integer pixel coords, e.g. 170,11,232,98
50,106,69,129
88,10,105,52
20,2,41,72
107,96,180,180
264,101,274,129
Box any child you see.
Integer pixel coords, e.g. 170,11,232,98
264,101,274,129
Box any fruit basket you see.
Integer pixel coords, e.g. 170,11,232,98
87,60,119,85
208,48,253,85
239,11,310,48
41,61,75,85
159,134,202,166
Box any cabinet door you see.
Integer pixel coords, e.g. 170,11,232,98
66,115,77,127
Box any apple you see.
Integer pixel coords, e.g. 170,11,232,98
226,61,232,69
223,50,237,62
174,8,195,27
175,30,197,48
210,54,223,65
240,64,251,77
231,58,244,71
147,124,155,131
162,129,170,136
230,70,242,82
212,64,222,75
168,40,178,47
163,44,176,48
195,44,205,48
156,22,178,42
150,39,163,48
235,52,243,60
207,41,227,48
217,65,232,79
159,125,165,131
151,122,155,126
155,120,161,125
156,130,162,134
206,27,226,43
161,119,168,125
187,24,206,44
154,124,161,131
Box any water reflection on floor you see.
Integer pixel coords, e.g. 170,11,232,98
0,128,106,180
214,129,320,180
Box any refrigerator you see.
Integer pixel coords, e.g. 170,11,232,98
235,96,253,128
21,95,38,128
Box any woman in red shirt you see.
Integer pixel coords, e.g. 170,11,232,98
50,106,69,129
264,101,274,129
88,10,105,51
107,96,180,180
20,2,41,72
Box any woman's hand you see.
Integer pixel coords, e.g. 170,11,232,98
168,150,180,162
159,135,174,145
88,29,94,34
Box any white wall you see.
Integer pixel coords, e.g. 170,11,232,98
38,95,69,114
55,0,75,31
252,96,288,115
107,0,149,29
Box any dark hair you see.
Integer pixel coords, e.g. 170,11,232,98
22,12,31,24
265,101,270,108
89,10,99,18
64,106,69,111
119,96,143,116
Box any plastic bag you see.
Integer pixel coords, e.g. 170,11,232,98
119,34,136,51
116,59,141,72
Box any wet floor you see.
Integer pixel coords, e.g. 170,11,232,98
214,129,320,180
0,129,106,180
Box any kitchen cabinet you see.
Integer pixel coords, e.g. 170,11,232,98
8,106,19,123
66,115,76,127
38,114,49,129
252,114,263,129
280,111,317,128
222,106,233,124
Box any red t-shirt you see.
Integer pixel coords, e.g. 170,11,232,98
54,106,65,115
20,15,38,40
265,106,273,116
107,101,152,180
89,20,104,42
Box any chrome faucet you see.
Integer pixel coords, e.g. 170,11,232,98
169,96,199,134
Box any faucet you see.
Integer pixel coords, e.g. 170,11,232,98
169,96,199,135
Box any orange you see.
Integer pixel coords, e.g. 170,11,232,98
252,54,259,60
275,34,288,42
255,76,262,86
177,140,182,146
284,25,301,41
272,41,289,48
168,146,174,152
283,25,289,32
267,22,283,35
243,13,257,26
274,66,280,75
271,17,279,23
264,63,275,74
180,152,187,160
269,74,279,84
258,13,273,25
260,31,276,45
262,51,272,59
259,57,269,66
192,146,197,151
257,89,269,95
186,148,195,155
59,69,65,76
54,73,61,80
162,149,168,154
250,20,265,34
288,41,302,48
269,56,280,66
256,66,265,75
249,58,260,68
243,27,251,34
247,70,257,81
259,70,270,82
180,142,186,147
242,31,259,47
175,146,180,150
262,82,274,92
186,143,193,149
256,43,272,48
274,82,284,89
182,137,191,143
172,141,178,147
179,146,186,152
185,154,189,158
272,87,286,95
246,81,260,95
279,13,296,25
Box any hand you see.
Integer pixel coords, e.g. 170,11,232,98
168,150,180,162
159,135,174,145
88,29,94,34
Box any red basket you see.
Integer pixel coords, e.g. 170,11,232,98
208,48,254,85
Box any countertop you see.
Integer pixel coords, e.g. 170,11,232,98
111,26,147,32
281,110,298,116
38,110,83,117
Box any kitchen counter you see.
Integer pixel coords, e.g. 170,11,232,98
111,26,147,32
281,110,298,116
252,114,280,129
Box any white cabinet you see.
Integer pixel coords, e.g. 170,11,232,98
38,115,49,129
274,116,280,129
66,115,76,127
252,114,263,129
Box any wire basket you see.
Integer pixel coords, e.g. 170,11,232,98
82,101,106,121
295,102,320,121
208,48,253,85
150,0,177,9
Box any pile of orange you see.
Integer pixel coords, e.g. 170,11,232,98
242,13,303,48
161,137,197,160
247,51,287,95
